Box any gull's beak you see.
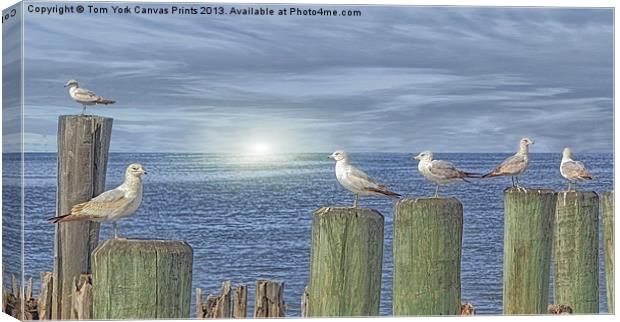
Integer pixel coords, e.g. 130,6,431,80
413,154,421,160
327,155,334,160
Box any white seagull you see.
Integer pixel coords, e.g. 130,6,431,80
413,151,479,197
482,137,534,190
64,79,115,115
48,163,146,239
328,150,400,208
560,147,592,191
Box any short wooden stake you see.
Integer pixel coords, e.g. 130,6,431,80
232,284,247,318
253,280,285,317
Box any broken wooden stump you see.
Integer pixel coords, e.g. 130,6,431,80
253,280,285,317
70,274,92,319
196,281,232,318
232,284,247,318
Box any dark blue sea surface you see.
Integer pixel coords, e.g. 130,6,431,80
3,152,614,315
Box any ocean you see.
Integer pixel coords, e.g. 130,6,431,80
2,152,613,315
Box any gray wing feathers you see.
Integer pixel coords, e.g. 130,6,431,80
73,88,99,102
562,160,591,180
429,160,462,178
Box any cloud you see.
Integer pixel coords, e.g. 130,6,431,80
19,5,613,153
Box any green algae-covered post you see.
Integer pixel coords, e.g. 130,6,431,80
307,207,384,317
91,239,193,319
601,191,614,314
554,191,599,313
393,197,463,316
502,188,556,314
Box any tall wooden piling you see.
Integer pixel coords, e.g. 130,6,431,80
601,191,614,314
51,115,113,319
554,191,599,313
393,197,463,316
91,239,193,319
307,207,384,317
502,189,556,314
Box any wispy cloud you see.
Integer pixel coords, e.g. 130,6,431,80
20,5,612,153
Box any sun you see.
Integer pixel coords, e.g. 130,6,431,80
248,142,272,155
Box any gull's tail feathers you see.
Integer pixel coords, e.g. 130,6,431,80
367,185,401,199
96,97,115,105
47,213,93,224
459,171,484,183
481,171,500,178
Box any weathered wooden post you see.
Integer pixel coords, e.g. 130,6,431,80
554,191,599,313
503,189,556,314
91,239,193,319
51,115,113,319
393,197,462,316
253,280,285,317
232,284,247,318
307,207,384,317
601,191,614,314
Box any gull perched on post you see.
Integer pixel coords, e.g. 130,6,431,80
328,150,400,208
64,79,115,115
482,137,534,190
413,151,479,197
48,163,146,239
560,147,592,191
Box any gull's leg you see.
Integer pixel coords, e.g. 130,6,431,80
566,181,570,191
353,194,359,208
572,181,577,192
113,222,118,239
515,177,526,192
511,176,515,187
434,184,440,198
81,105,86,115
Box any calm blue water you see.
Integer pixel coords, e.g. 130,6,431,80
2,152,614,315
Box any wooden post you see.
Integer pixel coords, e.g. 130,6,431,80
301,286,309,318
232,284,247,318
70,274,92,319
91,239,193,319
253,280,285,317
197,281,232,318
502,189,556,314
554,191,599,313
307,207,384,317
38,272,53,320
601,191,614,314
196,288,205,318
393,198,463,316
52,115,113,319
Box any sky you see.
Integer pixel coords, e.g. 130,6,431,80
13,3,614,153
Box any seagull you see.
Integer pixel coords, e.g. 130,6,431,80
413,151,479,197
560,147,592,191
48,163,146,239
482,137,534,190
328,150,400,208
64,79,115,115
